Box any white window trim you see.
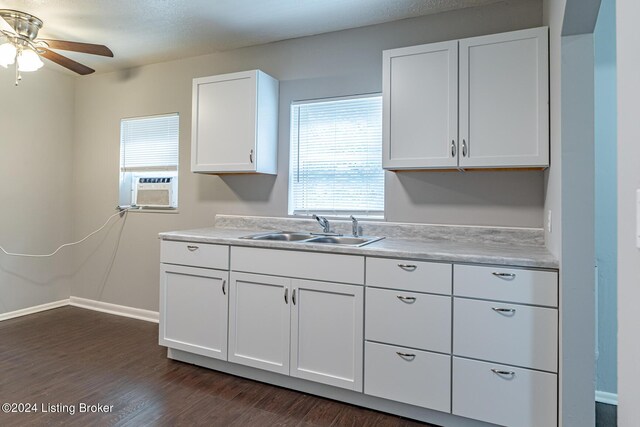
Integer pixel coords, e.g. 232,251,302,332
119,113,180,210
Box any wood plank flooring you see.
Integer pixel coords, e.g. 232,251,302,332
0,307,434,426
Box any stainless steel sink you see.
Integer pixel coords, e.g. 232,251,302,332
239,231,314,241
239,231,383,247
305,235,384,247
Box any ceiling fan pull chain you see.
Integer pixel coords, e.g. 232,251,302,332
14,60,21,86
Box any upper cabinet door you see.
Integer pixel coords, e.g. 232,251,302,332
459,27,549,168
383,41,459,170
191,70,279,174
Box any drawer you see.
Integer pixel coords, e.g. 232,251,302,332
231,247,364,284
454,264,557,307
366,257,451,294
161,240,229,270
452,357,557,427
364,341,450,413
453,298,557,372
366,287,451,353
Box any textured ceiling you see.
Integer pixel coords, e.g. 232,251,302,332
0,0,513,74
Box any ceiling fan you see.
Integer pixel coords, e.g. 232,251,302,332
0,9,113,84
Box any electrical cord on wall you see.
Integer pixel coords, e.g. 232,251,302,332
0,207,131,258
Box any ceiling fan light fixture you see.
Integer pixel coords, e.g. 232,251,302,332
17,47,43,72
0,42,17,68
1,9,111,80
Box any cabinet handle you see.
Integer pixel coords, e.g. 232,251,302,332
491,368,516,377
292,289,296,305
186,245,199,252
492,272,516,279
462,139,467,157
397,264,417,271
396,352,416,360
284,288,288,304
222,280,226,295
451,140,457,157
249,149,254,164
492,307,516,314
397,295,417,303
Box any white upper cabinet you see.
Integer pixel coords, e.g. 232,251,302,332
383,41,459,169
459,27,549,168
191,70,279,174
383,27,549,170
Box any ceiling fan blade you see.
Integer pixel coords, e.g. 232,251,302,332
40,48,95,75
40,39,113,57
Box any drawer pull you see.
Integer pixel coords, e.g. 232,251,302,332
492,307,516,315
492,272,516,279
396,352,416,360
222,280,226,295
186,245,199,252
491,368,516,377
284,288,289,304
397,264,417,271
397,295,417,303
292,289,297,305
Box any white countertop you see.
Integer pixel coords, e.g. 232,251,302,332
159,226,558,269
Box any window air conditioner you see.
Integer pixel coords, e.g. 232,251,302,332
134,177,176,208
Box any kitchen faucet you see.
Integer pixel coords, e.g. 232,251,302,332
350,215,359,237
312,215,331,233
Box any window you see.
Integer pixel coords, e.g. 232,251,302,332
289,95,384,218
119,113,179,209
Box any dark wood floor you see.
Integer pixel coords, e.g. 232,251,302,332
0,307,433,426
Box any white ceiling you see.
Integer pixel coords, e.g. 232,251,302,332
0,0,513,74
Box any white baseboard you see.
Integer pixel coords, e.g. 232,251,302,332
0,299,70,322
69,297,159,323
596,390,618,406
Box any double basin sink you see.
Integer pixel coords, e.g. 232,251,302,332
240,231,383,247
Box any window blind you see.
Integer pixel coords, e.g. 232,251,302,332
120,114,179,171
289,95,384,217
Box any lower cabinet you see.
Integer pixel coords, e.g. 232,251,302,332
228,272,364,391
159,242,559,427
291,279,364,390
364,341,451,413
159,263,229,360
228,272,291,374
452,357,557,427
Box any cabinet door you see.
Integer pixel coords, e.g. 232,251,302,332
290,279,364,391
383,40,458,169
159,264,229,360
191,71,257,172
228,272,291,374
459,27,549,168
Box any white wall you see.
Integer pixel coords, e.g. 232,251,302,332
543,0,564,259
616,0,640,424
544,1,598,425
560,33,596,427
594,0,617,397
71,1,543,312
0,68,75,315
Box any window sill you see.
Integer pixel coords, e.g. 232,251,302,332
290,213,385,221
120,206,180,214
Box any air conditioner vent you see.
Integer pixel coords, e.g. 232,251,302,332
134,177,176,208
